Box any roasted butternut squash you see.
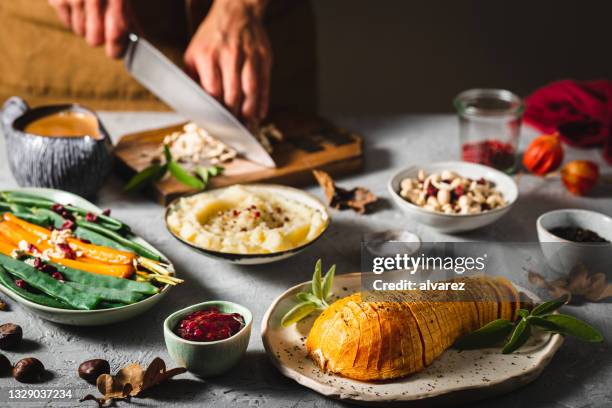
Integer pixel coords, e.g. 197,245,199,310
306,276,519,381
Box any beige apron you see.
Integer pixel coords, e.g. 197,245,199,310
0,0,316,113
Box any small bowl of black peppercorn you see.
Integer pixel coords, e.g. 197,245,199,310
537,209,612,276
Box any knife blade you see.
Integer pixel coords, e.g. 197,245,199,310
124,34,275,168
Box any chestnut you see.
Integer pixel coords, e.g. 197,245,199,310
0,323,22,350
0,353,11,376
13,357,45,383
78,359,110,384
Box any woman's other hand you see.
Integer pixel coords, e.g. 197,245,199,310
184,0,272,122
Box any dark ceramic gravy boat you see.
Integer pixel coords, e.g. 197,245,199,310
0,96,113,198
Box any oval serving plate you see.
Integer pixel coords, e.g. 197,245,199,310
0,188,174,326
262,273,563,407
165,184,331,265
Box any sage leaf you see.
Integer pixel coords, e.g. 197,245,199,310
527,315,563,332
312,259,323,300
531,294,569,316
502,318,531,354
281,301,318,327
321,264,336,301
124,164,167,192
544,314,604,342
168,162,204,189
296,292,323,306
455,319,513,350
518,309,529,318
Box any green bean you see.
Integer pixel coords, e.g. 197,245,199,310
76,220,163,262
98,301,128,309
49,261,158,295
3,212,52,227
30,208,65,228
1,192,54,203
66,282,145,304
1,192,125,231
0,254,100,310
0,266,73,309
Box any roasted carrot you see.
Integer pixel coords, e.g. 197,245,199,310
3,213,50,240
67,239,134,265
0,241,16,257
51,257,134,279
0,222,51,251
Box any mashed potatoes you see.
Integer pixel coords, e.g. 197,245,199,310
166,185,329,254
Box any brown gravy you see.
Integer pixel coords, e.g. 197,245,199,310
25,111,100,138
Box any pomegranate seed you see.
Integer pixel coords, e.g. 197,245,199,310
57,243,76,260
102,209,111,216
15,279,27,289
85,213,98,222
51,203,65,213
454,185,465,197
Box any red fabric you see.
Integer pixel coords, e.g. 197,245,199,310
524,79,612,164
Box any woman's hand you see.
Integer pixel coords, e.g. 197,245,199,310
184,0,272,122
48,0,130,58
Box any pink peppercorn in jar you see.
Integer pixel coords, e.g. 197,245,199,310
454,89,524,174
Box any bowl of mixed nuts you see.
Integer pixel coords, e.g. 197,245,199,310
388,161,518,233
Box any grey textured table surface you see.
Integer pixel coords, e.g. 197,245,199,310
0,113,610,408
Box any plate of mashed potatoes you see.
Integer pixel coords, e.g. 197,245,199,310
165,185,331,264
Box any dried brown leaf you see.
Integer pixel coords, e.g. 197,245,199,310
81,357,186,406
527,266,612,303
312,170,378,214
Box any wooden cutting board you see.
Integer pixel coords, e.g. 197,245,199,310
114,112,364,204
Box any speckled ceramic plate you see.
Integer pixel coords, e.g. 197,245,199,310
0,188,174,326
261,273,563,406
164,184,331,265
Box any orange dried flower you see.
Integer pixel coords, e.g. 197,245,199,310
561,160,599,196
522,133,564,175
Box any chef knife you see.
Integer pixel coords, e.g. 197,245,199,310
124,33,275,168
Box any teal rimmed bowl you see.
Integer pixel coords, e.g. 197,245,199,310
163,301,252,377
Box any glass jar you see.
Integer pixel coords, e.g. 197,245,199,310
454,89,524,173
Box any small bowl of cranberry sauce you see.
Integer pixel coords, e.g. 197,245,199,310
164,301,252,377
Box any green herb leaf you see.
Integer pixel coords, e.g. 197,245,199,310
207,165,224,177
518,308,529,319
531,294,569,316
502,318,531,354
124,164,167,192
296,292,324,306
163,144,172,163
455,319,513,350
168,162,204,189
527,315,563,332
281,301,318,327
321,264,336,301
195,167,210,188
543,314,604,342
312,259,323,300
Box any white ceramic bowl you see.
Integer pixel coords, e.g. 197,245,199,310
165,184,331,265
388,161,518,233
536,209,612,276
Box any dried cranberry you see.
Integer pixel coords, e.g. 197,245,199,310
51,272,64,281
454,185,465,197
15,280,27,289
85,213,98,222
60,220,75,231
101,209,111,216
426,185,438,197
477,177,487,185
51,204,65,214
56,244,76,260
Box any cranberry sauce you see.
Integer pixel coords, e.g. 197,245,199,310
175,307,245,342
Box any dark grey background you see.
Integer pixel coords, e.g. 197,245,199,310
312,1,612,114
